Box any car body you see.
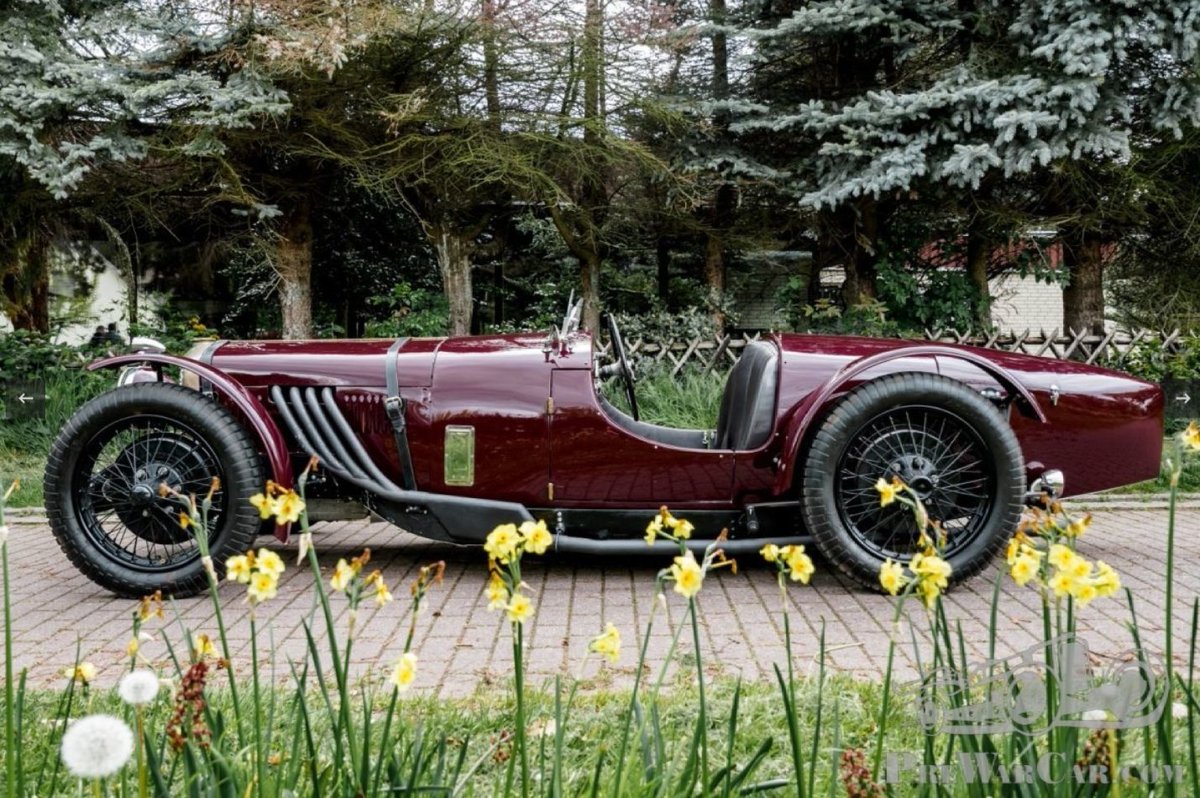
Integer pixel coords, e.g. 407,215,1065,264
50,322,1164,596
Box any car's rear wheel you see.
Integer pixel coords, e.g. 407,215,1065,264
45,382,265,597
801,373,1024,590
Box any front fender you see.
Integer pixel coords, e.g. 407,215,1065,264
773,344,1047,495
88,354,294,539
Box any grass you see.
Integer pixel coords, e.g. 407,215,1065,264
6,676,898,797
603,369,726,429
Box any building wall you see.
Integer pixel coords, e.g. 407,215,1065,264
988,273,1065,335
0,244,133,346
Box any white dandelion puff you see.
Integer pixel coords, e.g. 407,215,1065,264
1173,702,1189,720
118,670,160,706
61,714,134,778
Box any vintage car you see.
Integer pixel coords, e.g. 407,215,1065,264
44,306,1164,597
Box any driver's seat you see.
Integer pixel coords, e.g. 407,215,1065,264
714,341,779,450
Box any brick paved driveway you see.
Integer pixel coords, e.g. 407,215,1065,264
4,502,1198,695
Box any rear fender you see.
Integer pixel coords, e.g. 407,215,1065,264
88,354,294,540
773,344,1047,494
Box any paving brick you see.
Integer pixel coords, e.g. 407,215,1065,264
3,506,1199,695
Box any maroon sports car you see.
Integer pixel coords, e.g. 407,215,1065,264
45,312,1163,597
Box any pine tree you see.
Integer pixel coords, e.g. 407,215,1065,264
735,0,1200,328
0,0,287,330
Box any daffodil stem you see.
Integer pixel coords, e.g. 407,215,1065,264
513,622,529,798
251,615,266,798
136,709,147,798
613,596,657,796
1161,471,1178,796
1,496,15,798
871,595,905,780
689,599,710,789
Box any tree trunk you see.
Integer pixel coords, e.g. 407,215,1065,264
1062,233,1107,336
656,238,671,300
433,227,473,336
276,201,314,339
965,226,992,332
581,250,601,334
704,0,733,333
482,0,501,131
577,0,604,336
837,199,881,307
1,232,50,333
703,231,727,331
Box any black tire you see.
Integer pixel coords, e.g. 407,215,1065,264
801,372,1024,590
45,382,266,598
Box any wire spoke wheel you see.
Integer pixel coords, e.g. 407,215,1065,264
802,373,1024,590
47,382,265,597
835,405,994,561
73,415,225,571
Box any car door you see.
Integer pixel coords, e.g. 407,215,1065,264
548,369,734,507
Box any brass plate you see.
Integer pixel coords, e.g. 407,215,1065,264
444,425,475,486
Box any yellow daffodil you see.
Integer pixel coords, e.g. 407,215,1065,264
248,571,279,603
1005,536,1022,565
589,622,621,663
915,578,941,608
760,543,780,563
1010,553,1041,587
226,554,254,584
1068,556,1092,580
256,549,285,578
64,662,97,684
179,511,195,530
1048,570,1075,599
486,572,509,610
1047,544,1074,570
667,516,694,540
1071,580,1098,607
485,523,521,563
1065,514,1092,539
669,551,704,599
1181,421,1200,451
274,490,305,524
911,552,952,587
1093,561,1121,597
782,544,815,584
126,637,139,657
879,559,908,595
644,515,663,546
390,652,417,691
506,592,534,624
366,571,393,606
250,492,278,520
520,519,553,555
330,559,355,592
193,633,217,658
875,477,902,507
137,591,164,621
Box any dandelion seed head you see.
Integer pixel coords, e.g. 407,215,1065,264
61,714,134,778
118,669,160,706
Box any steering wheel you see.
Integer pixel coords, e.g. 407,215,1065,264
604,314,639,421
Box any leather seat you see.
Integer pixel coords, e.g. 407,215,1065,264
714,341,779,450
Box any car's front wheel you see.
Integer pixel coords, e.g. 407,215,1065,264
801,372,1025,590
45,382,265,597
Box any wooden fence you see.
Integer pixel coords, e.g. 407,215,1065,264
596,328,1188,377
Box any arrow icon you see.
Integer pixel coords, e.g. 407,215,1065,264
1177,392,1191,405
17,394,31,404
